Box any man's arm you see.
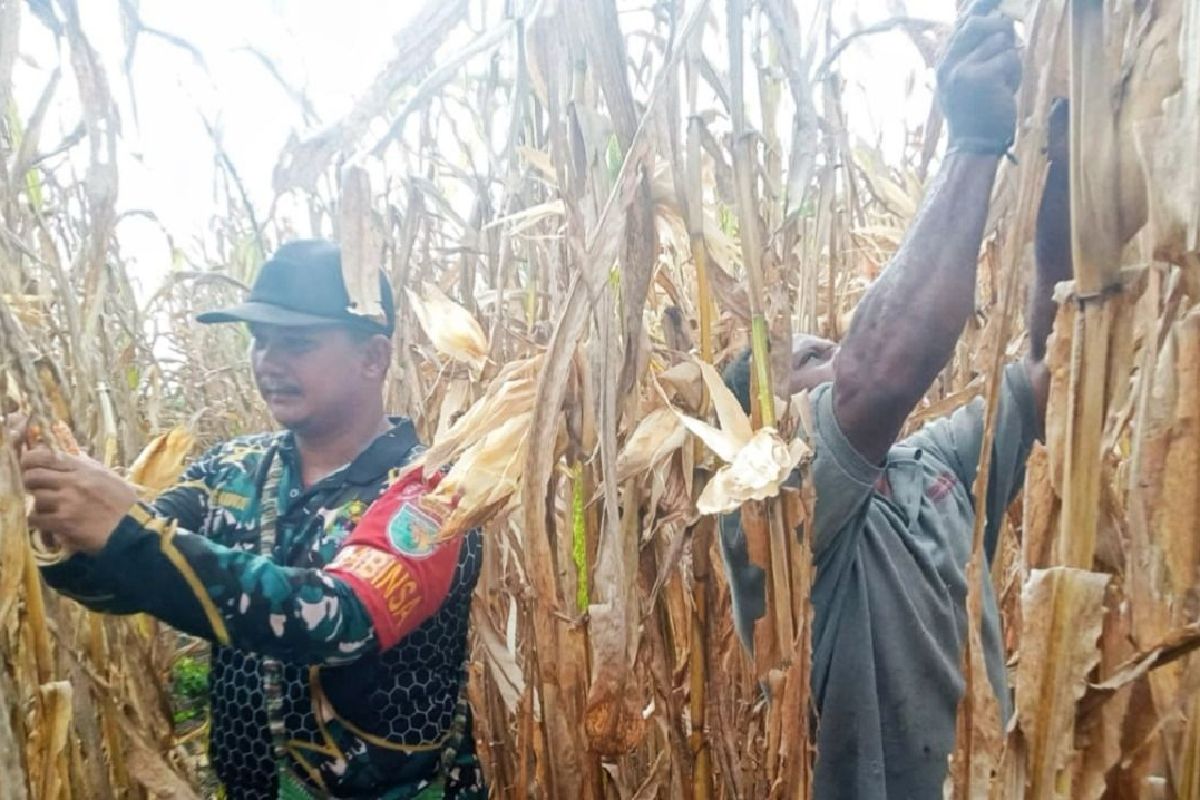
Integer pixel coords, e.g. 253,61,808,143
836,154,1000,462
21,448,459,664
87,490,462,664
833,7,1022,463
899,100,1074,557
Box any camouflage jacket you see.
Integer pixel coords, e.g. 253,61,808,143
42,420,484,799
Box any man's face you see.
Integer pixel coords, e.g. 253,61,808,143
248,324,387,434
789,334,839,394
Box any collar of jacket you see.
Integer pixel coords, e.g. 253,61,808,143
276,417,421,489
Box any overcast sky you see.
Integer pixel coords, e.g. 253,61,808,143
12,0,954,294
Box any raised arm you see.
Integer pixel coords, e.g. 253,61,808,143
21,447,459,664
834,6,1022,463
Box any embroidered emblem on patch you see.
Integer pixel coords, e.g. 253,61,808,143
386,503,440,558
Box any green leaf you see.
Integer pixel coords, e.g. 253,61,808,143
24,168,43,213
572,462,589,612
173,708,199,724
605,134,623,182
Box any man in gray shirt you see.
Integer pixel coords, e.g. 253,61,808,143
721,4,1072,796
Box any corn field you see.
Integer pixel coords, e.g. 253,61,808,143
1,0,1199,797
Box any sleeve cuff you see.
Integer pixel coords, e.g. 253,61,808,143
813,382,885,487
39,553,107,599
90,502,159,581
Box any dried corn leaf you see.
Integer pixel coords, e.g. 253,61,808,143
421,357,541,471
1153,309,1200,600
1016,567,1109,796
483,199,566,235
36,681,72,800
339,164,386,322
0,668,24,800
430,411,532,538
698,359,752,445
435,380,472,441
1092,622,1200,695
852,145,919,220
517,146,558,184
0,446,26,629
1072,585,1135,800
127,427,196,496
271,0,469,192
616,407,686,482
677,413,743,466
584,599,647,757
477,614,526,715
673,357,755,464
124,737,202,800
656,361,703,413
945,557,1004,800
1068,0,1123,295
1020,443,1058,571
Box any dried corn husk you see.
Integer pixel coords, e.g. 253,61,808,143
616,407,687,481
406,282,490,370
674,359,806,514
127,426,196,496
428,411,533,538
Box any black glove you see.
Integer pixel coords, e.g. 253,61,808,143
936,0,1023,156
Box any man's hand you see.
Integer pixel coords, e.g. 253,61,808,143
937,1,1022,155
19,446,138,555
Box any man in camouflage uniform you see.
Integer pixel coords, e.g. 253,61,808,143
18,240,484,799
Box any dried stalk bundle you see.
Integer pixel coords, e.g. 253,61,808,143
3,0,1200,797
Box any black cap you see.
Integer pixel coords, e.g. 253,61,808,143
196,239,395,335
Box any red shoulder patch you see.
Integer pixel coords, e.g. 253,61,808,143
326,471,461,649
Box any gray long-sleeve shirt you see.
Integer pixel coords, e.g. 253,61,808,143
720,363,1037,798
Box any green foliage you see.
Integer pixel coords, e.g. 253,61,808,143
173,707,199,724
171,655,209,725
718,204,738,237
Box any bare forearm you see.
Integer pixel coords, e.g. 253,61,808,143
836,152,1000,462
1030,158,1071,361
